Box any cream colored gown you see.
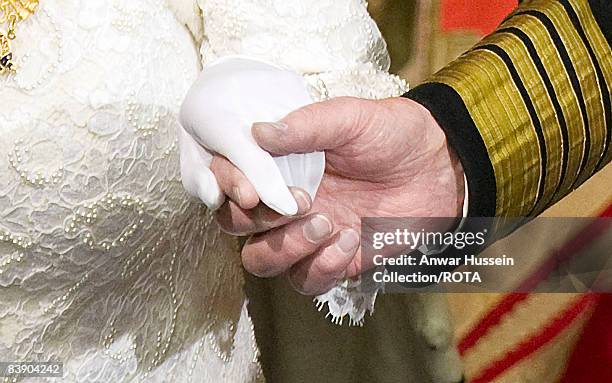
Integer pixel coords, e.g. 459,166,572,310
0,0,460,382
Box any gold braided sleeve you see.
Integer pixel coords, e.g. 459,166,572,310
406,0,611,236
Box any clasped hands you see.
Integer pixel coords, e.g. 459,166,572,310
180,57,465,295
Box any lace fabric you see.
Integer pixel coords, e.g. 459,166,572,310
198,0,393,73
0,1,259,381
0,1,407,382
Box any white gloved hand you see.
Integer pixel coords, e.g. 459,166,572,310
179,56,325,216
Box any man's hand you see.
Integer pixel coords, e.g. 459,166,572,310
210,97,465,295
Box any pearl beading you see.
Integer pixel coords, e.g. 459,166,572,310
0,0,411,380
0,230,32,275
8,138,64,187
41,273,90,315
112,0,146,33
64,193,145,251
12,5,62,92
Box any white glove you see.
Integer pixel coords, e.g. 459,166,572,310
179,56,325,216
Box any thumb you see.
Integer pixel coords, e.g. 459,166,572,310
252,97,369,155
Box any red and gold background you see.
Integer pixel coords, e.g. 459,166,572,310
369,1,612,382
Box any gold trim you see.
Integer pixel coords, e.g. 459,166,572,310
500,13,586,205
564,0,612,165
426,0,610,220
521,1,605,185
431,48,541,220
491,32,562,214
0,0,39,74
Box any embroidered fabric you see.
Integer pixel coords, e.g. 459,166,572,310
0,0,261,381
0,1,407,382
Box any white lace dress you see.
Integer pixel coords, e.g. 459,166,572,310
0,0,407,382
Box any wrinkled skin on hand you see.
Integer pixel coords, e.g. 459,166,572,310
212,96,465,295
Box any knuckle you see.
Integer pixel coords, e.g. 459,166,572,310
291,105,317,125
282,224,318,262
282,240,306,264
288,107,319,145
241,249,272,278
252,208,284,232
242,234,299,278
334,96,361,110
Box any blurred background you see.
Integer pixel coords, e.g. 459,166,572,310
369,0,516,84
367,1,612,382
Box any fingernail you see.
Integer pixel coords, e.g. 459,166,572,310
337,229,360,255
293,189,312,214
253,122,288,133
232,186,242,206
303,215,332,244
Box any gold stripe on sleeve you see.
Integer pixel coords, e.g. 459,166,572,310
520,1,606,184
431,49,541,221
485,32,563,215
495,13,586,206
563,0,612,166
